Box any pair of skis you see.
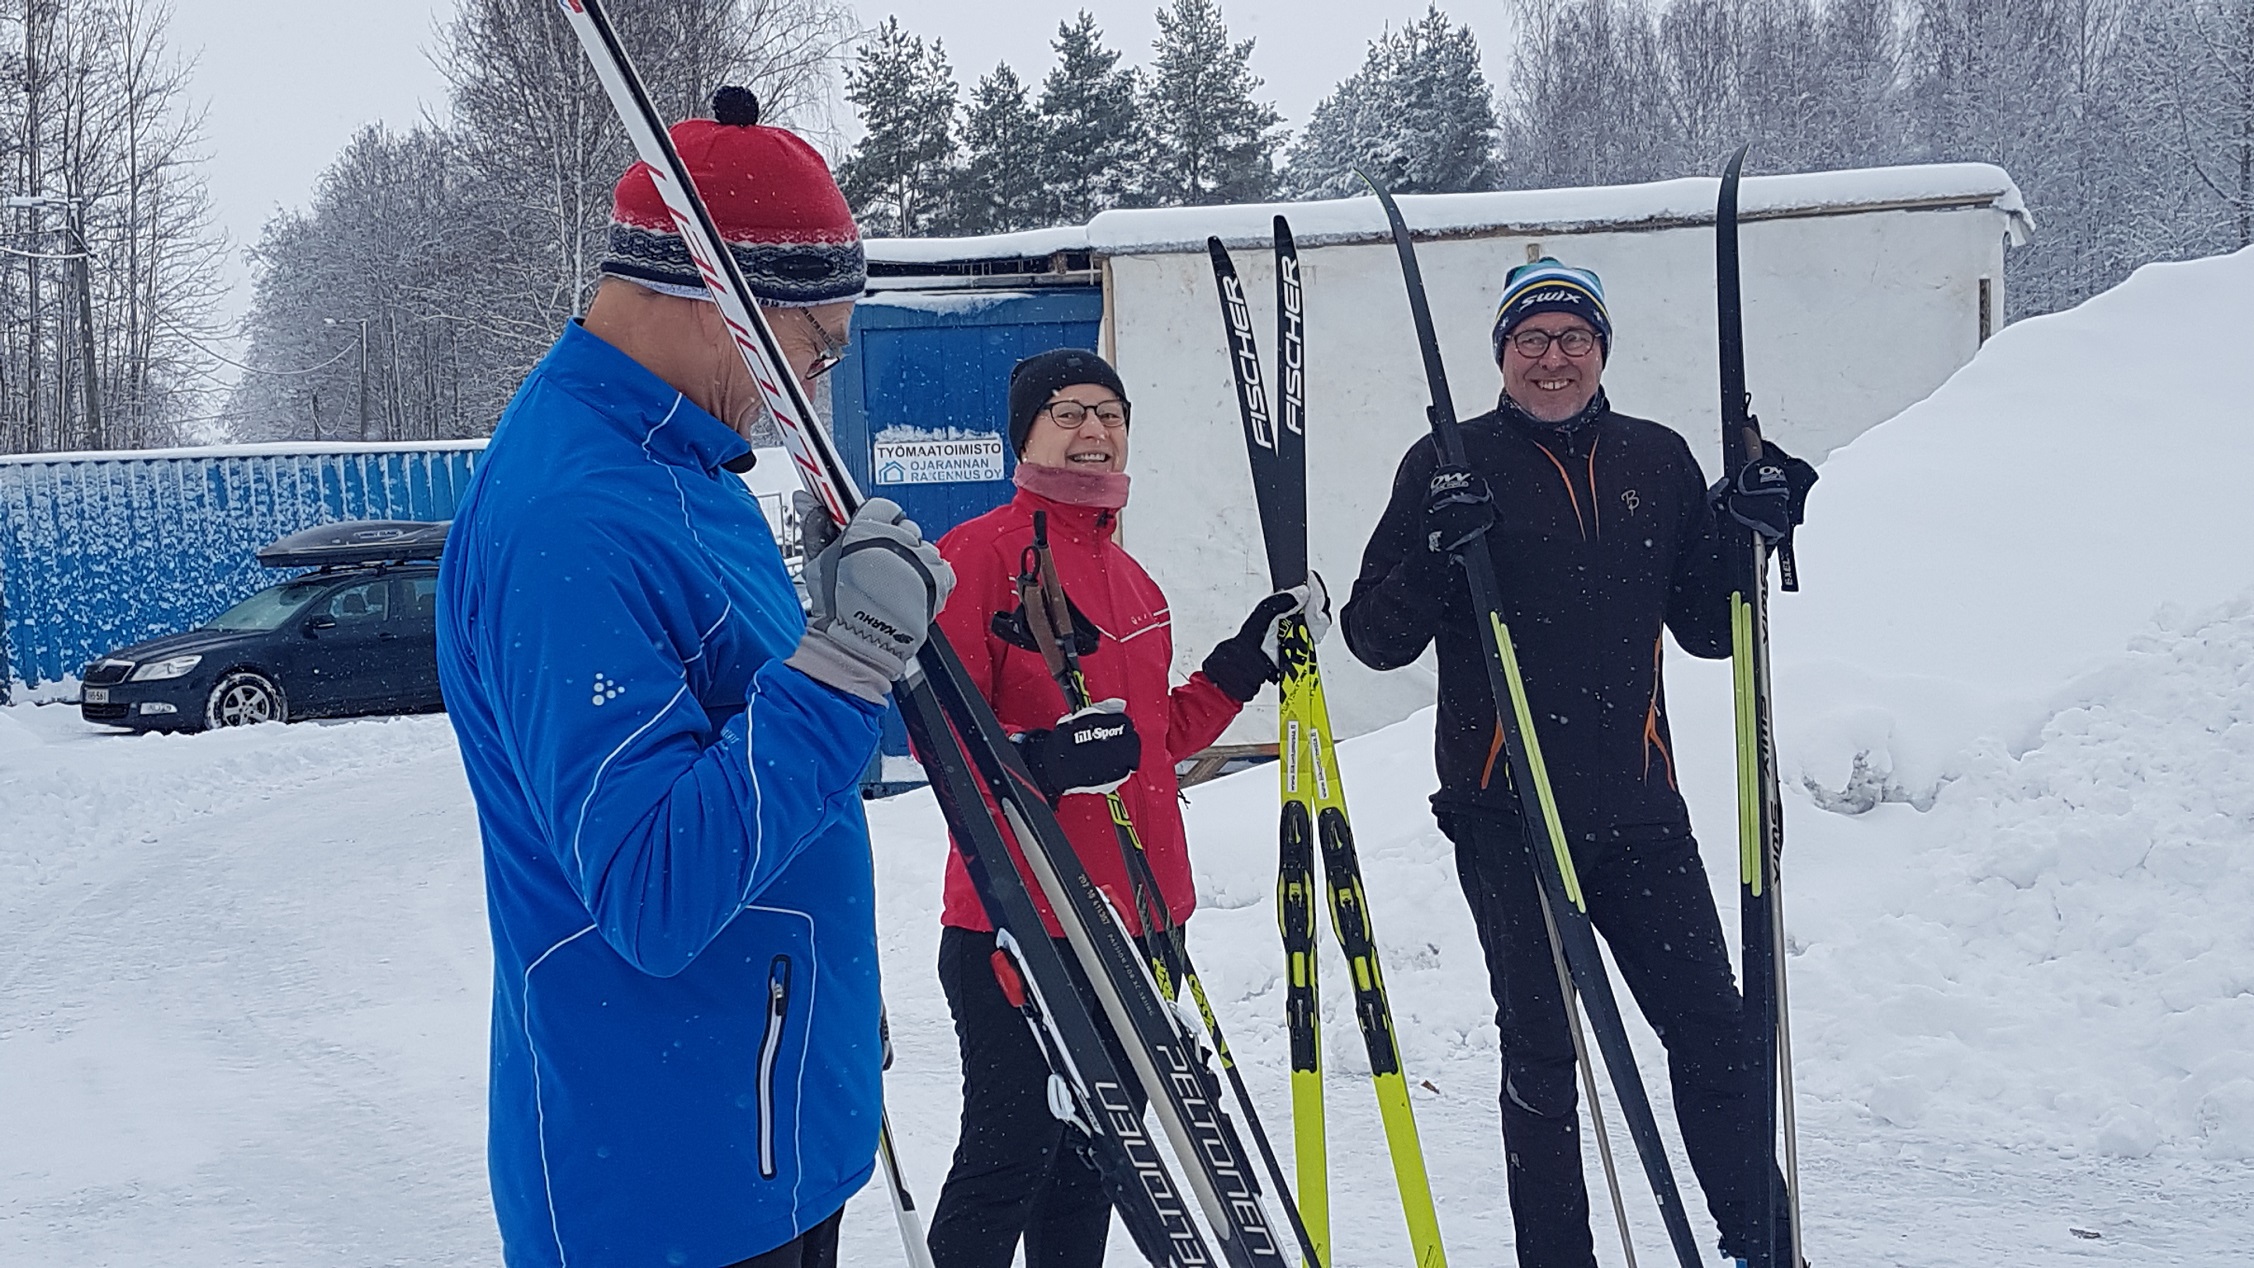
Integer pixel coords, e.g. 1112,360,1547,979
1206,224,1447,1268
552,3,1294,1266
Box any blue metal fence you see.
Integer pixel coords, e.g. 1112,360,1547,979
0,443,482,692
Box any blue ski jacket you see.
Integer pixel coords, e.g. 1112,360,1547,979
437,322,887,1268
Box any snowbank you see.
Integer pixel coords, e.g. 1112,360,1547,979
1781,596,2254,1164
1773,245,2254,804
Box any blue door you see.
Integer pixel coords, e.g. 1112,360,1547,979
828,286,1104,778
831,288,1104,536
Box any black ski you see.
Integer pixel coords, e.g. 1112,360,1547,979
1716,145,1804,1268
550,3,1285,1264
1360,176,1705,1268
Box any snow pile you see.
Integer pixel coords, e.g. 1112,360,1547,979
1785,596,2254,1163
1774,245,2254,806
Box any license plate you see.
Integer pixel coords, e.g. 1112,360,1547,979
83,687,108,704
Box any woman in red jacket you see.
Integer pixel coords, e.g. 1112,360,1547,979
923,348,1325,1268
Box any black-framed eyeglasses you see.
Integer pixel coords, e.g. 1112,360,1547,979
1505,327,1600,359
1041,398,1131,430
797,308,849,379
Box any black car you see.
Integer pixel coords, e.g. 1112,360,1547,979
79,520,449,733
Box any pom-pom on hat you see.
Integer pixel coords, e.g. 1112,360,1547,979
1008,349,1129,455
1492,258,1611,360
600,87,866,308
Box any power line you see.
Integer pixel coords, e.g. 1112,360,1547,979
158,320,359,378
0,243,90,261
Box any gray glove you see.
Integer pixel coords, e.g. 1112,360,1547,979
785,494,955,702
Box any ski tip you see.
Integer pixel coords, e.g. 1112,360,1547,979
1207,234,1230,260
1273,213,1295,245
1723,144,1750,182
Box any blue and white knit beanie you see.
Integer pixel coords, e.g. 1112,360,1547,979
1492,258,1611,359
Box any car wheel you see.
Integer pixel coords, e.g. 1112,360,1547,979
205,671,288,729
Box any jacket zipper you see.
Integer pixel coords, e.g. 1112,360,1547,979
757,954,791,1179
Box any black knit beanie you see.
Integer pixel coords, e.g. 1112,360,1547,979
1008,349,1129,455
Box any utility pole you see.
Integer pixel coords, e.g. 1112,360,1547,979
358,317,370,441
21,0,48,452
68,198,101,450
326,315,370,439
10,193,99,450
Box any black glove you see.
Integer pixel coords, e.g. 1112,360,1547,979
1712,445,1818,543
1422,463,1495,557
1017,700,1141,801
1202,589,1302,701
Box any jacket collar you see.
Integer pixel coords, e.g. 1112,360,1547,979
539,321,753,473
1496,387,1611,440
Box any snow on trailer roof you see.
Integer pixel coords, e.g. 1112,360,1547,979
863,162,2031,267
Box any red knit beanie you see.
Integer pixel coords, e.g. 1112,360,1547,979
600,87,865,307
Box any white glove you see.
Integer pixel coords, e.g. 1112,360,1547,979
785,496,955,702
1259,570,1332,664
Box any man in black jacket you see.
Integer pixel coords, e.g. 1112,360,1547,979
1342,259,1812,1268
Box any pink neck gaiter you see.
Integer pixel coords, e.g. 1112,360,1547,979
1013,459,1131,510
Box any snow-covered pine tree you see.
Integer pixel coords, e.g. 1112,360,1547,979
838,18,962,237
1135,0,1283,206
955,63,1049,233
1035,11,1143,224
1282,5,1500,198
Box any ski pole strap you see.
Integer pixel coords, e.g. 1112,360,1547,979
1776,532,1800,593
1018,514,1076,687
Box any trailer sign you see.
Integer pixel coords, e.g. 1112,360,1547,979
871,436,1008,485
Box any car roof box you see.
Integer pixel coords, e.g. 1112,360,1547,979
257,519,451,569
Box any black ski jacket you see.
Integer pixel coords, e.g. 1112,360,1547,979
1343,394,1733,841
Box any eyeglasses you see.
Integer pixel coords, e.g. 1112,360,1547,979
796,308,849,379
1041,398,1131,430
1506,327,1600,359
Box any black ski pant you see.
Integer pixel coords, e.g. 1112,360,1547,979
1440,806,1789,1267
722,1206,843,1268
927,925,1140,1268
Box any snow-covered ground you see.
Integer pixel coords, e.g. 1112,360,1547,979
5,250,2251,1265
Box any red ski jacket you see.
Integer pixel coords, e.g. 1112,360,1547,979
933,487,1244,937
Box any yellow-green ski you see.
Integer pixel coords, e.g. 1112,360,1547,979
1210,221,1447,1268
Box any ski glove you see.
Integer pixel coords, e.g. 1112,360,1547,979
1712,445,1818,543
1016,700,1142,800
1422,463,1496,557
1201,575,1330,703
785,493,956,703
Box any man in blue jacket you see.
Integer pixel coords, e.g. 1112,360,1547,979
439,90,954,1268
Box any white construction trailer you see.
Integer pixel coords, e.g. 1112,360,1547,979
861,163,2030,743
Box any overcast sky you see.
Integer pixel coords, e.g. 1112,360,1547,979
169,0,1513,333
